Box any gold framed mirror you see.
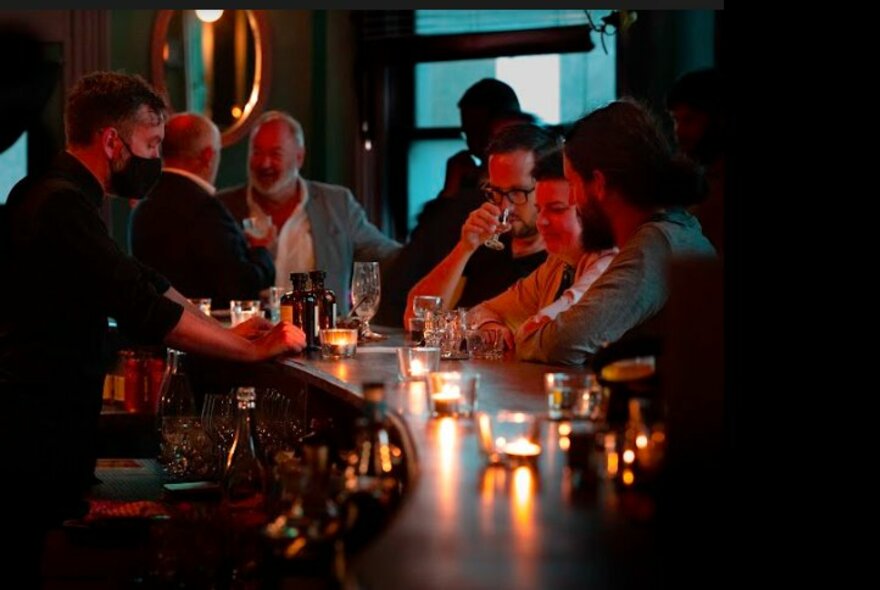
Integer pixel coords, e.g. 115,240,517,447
150,9,271,147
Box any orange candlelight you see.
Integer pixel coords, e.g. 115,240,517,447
410,358,427,376
321,329,357,346
503,437,541,458
431,385,461,416
319,329,357,359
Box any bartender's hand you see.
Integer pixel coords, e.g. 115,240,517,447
252,322,306,359
230,315,273,340
460,202,503,252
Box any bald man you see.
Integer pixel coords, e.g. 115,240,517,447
129,112,275,306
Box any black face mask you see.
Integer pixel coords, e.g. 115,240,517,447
109,137,162,199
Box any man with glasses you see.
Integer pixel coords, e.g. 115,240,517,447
405,124,556,321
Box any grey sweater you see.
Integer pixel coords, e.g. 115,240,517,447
515,208,716,366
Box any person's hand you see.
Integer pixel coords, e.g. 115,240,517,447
245,222,278,250
517,314,550,339
229,315,273,340
480,320,514,350
440,150,480,198
460,202,503,251
251,321,306,359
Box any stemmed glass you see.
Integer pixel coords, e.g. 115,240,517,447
351,261,383,340
201,392,236,477
483,206,512,251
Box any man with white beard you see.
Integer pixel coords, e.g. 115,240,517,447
218,111,401,314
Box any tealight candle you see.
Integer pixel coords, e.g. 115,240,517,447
319,329,358,359
430,384,461,416
397,347,441,380
502,437,542,458
410,359,427,377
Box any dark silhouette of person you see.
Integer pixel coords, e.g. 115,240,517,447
666,68,726,254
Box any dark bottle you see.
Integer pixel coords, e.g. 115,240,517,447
224,386,268,519
308,270,337,330
282,273,320,351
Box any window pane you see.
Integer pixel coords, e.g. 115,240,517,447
0,132,27,205
415,59,496,128
416,48,614,128
407,138,467,234
416,10,589,35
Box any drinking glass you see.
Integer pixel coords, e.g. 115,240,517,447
230,299,261,327
413,295,442,319
483,207,511,251
242,216,271,240
351,261,382,339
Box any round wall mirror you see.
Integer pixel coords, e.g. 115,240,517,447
150,9,271,147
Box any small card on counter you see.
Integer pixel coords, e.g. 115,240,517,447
163,481,222,499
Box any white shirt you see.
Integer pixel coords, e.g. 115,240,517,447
246,178,316,288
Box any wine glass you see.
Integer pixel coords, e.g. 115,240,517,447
483,207,511,251
351,261,382,340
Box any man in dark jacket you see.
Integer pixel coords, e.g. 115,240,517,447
129,112,274,307
1,72,303,586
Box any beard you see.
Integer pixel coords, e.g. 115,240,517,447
250,168,298,202
510,218,539,239
578,197,615,251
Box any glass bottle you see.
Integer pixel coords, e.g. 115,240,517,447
224,386,268,517
309,270,337,330
283,272,319,351
156,349,198,479
279,272,300,325
341,382,403,555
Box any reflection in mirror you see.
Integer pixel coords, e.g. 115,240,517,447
151,10,271,147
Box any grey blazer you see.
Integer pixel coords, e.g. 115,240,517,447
218,180,401,314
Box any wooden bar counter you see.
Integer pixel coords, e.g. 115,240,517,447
46,331,665,589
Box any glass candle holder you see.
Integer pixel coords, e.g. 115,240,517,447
319,328,358,359
476,410,542,465
545,372,575,420
426,371,479,418
397,346,441,380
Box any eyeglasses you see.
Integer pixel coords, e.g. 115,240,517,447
482,183,536,206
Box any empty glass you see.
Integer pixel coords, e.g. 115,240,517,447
188,298,212,316
267,286,286,323
439,309,469,360
466,328,504,360
230,299,262,326
351,261,382,339
412,295,442,319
